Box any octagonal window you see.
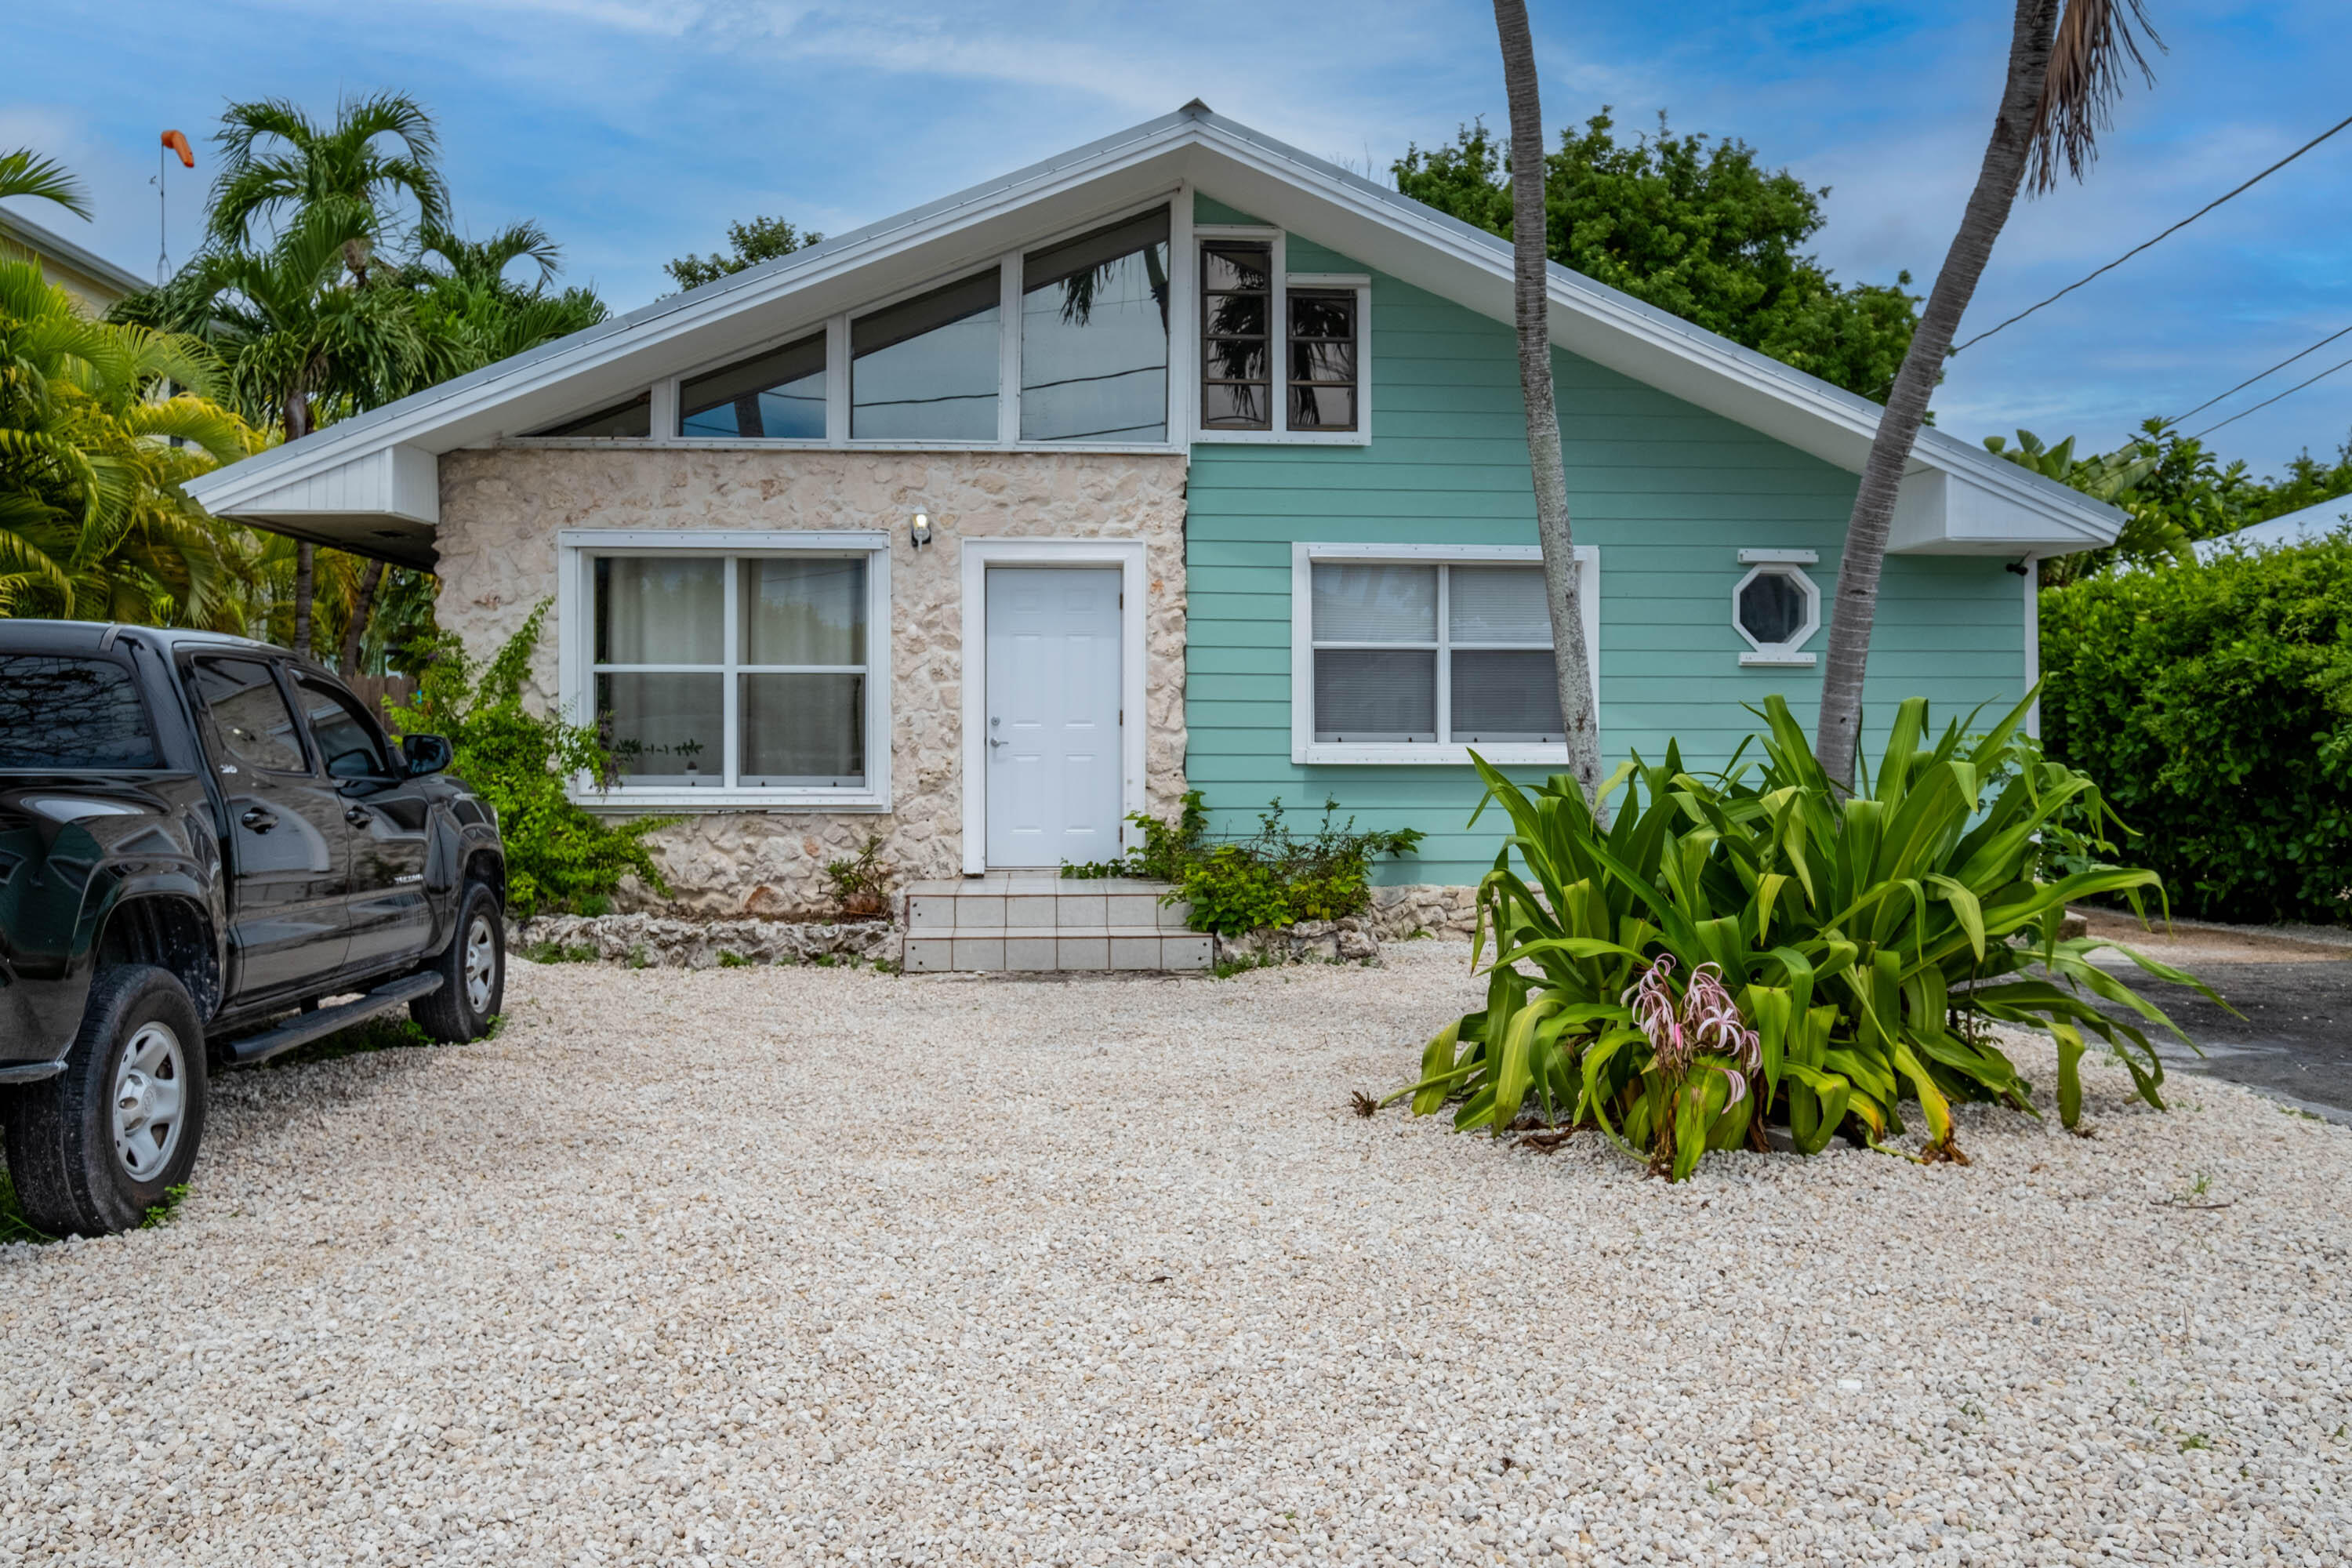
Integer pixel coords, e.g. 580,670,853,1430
1737,571,1809,645
1732,561,1820,665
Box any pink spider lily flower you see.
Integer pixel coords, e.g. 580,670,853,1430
1623,956,1762,1102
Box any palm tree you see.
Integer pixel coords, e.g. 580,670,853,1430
406,219,607,369
1813,0,2159,787
208,93,448,285
174,205,454,655
0,258,256,623
1491,0,1602,798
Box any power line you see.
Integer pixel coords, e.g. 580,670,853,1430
2166,321,2352,425
1949,109,2352,358
2190,352,2352,440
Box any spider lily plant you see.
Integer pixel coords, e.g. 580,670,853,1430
1389,691,2216,1180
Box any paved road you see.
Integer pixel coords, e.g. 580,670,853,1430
2096,960,2352,1121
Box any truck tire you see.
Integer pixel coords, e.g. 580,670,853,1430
2,964,208,1237
410,880,505,1044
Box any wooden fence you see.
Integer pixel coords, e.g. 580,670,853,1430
342,673,420,722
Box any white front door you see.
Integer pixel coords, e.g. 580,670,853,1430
985,567,1123,867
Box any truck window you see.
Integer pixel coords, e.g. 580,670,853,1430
189,658,307,773
0,655,160,769
295,676,392,780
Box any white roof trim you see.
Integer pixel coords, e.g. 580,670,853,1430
186,103,2120,554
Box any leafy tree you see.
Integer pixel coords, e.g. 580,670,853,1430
664,215,822,291
208,93,448,284
1984,419,2352,586
1981,427,2186,585
1817,0,2159,790
0,258,259,623
1394,112,1920,401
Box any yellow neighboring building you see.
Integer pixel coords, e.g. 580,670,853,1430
0,206,147,315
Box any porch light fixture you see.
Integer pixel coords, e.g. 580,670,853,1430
910,511,932,550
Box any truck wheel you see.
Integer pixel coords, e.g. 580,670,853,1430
411,880,505,1044
2,964,208,1237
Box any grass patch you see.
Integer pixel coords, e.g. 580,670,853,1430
140,1182,191,1229
523,941,598,964
0,1168,54,1246
717,949,751,968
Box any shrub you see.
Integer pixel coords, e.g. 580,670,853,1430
388,601,668,917
823,834,892,920
2041,538,2352,924
1064,791,1424,936
1388,693,2212,1180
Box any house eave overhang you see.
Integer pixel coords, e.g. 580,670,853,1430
185,103,2121,557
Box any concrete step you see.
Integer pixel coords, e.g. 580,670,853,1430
900,875,1207,971
903,927,1211,973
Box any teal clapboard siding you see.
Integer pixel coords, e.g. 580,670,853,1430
1182,205,2025,886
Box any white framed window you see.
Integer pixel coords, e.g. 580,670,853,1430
1290,543,1599,765
556,530,892,811
516,199,1183,454
1189,227,1370,447
1733,548,1821,666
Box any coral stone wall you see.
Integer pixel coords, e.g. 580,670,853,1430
434,446,1189,914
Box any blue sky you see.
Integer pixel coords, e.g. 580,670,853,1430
9,0,2349,474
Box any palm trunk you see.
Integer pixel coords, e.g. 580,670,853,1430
1814,0,2061,787
340,558,386,673
283,390,315,659
1492,0,1602,801
292,543,315,659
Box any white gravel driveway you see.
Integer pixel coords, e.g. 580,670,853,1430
4,942,2348,1567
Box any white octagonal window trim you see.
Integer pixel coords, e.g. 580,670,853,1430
1733,561,1820,666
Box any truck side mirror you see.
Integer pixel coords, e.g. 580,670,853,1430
401,734,454,777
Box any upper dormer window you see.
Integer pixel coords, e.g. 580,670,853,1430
1200,241,1272,430
851,272,1002,441
1020,210,1171,443
681,333,825,439
1287,289,1357,432
527,390,650,439
1196,234,1369,443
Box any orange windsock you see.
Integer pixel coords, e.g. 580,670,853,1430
162,129,194,169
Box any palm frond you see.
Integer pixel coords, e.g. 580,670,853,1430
2029,0,2162,193
0,148,93,219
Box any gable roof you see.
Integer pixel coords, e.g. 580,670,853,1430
185,103,2122,567
2,205,149,307
2193,492,2352,560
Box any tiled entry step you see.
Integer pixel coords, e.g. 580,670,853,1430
902,873,1210,972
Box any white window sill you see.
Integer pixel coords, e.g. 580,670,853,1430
1737,651,1817,667
570,786,889,814
1192,428,1370,448
1294,742,1572,767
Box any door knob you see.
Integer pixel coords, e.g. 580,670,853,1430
240,807,277,833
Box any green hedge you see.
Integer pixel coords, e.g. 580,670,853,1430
2039,540,2352,924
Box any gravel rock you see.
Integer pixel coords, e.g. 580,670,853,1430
3,941,2347,1566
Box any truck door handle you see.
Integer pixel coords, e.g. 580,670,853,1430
344,806,372,826
240,807,278,833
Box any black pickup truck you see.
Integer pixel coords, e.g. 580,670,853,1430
1,622,507,1236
